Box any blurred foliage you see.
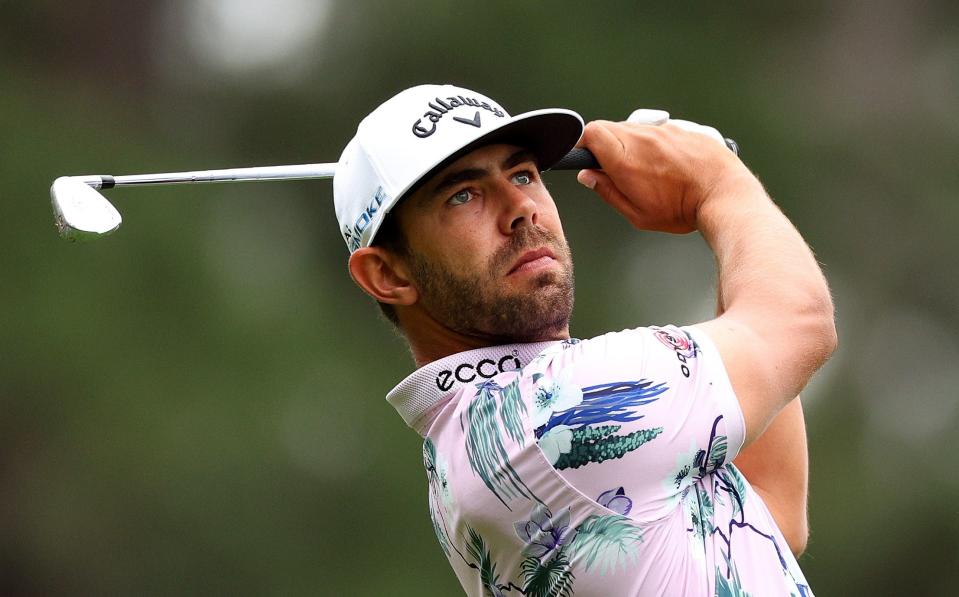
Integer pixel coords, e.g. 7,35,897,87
2,1,958,595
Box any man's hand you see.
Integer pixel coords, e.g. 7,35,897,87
575,120,750,233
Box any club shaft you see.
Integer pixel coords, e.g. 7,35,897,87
80,149,597,190
75,137,737,190
82,163,338,189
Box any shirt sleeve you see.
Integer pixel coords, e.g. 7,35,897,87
655,324,745,462
546,324,746,521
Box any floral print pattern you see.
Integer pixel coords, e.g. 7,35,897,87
462,378,538,508
537,425,574,465
514,504,578,560
530,371,583,429
404,326,812,595
596,487,632,516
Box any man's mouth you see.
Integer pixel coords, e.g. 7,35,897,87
507,247,557,276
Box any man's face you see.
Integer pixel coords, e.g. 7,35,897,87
392,143,574,342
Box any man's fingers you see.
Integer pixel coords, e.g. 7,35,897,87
576,169,617,199
577,169,638,220
575,115,741,234
576,169,599,190
576,121,628,171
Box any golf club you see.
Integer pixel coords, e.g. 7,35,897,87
50,162,338,241
50,139,738,242
49,151,604,242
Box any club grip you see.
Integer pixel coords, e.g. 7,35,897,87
551,138,739,172
550,147,599,171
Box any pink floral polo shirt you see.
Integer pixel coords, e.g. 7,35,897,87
386,325,812,596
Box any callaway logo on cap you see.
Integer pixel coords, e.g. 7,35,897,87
333,84,584,253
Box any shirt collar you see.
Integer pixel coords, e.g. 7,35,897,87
386,341,561,436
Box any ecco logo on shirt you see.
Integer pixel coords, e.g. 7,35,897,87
435,353,521,391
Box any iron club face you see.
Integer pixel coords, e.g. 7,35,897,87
51,177,122,241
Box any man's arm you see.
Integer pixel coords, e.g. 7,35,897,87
734,398,809,555
693,171,836,446
576,120,837,448
717,287,810,556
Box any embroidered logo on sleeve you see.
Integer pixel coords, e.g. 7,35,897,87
651,327,700,378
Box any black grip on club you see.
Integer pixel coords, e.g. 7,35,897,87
551,138,740,171
550,147,599,171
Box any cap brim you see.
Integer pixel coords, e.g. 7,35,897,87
391,108,584,213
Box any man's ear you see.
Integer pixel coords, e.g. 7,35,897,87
348,247,418,306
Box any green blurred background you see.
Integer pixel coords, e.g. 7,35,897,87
2,1,958,595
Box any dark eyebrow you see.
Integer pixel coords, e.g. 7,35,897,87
430,167,489,197
428,149,540,200
502,149,539,170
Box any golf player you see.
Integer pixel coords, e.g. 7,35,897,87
333,84,836,596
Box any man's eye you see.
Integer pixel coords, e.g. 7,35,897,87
448,189,472,205
512,172,533,185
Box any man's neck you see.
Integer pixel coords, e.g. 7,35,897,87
409,335,496,368
400,309,570,367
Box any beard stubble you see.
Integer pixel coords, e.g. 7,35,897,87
408,226,575,343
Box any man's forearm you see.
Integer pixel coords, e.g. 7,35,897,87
699,175,834,350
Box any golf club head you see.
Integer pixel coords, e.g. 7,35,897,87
51,177,122,241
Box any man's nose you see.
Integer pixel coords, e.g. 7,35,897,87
497,182,538,235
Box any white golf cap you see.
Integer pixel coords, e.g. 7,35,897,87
333,84,584,252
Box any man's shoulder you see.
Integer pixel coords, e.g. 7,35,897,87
386,340,560,434
551,325,681,360
385,326,707,434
